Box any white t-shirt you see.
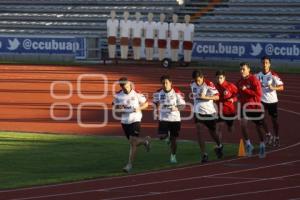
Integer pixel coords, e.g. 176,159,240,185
256,71,284,103
191,80,219,115
131,20,144,38
183,23,194,41
120,20,132,38
113,89,147,124
153,88,186,122
144,21,157,39
169,23,183,40
106,19,119,37
156,22,169,40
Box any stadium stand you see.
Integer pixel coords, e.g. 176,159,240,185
0,0,299,39
0,0,299,62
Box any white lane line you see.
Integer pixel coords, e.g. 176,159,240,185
193,185,300,200
279,108,300,116
206,176,264,181
9,161,300,200
280,100,300,105
2,141,299,194
100,173,300,200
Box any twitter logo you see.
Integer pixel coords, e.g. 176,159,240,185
250,43,263,56
7,38,20,51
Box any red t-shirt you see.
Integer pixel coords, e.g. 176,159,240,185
216,80,238,115
236,74,262,110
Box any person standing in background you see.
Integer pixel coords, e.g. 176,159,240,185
106,10,119,59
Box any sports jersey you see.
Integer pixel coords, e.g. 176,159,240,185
191,79,219,115
113,89,147,124
144,21,156,39
216,80,238,115
256,70,284,104
236,74,262,110
106,19,119,37
169,23,183,40
182,23,194,41
153,87,185,122
120,20,132,38
131,20,144,38
156,22,169,40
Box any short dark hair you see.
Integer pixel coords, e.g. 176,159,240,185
215,70,226,77
192,70,204,79
160,74,172,83
118,77,128,86
240,62,250,69
261,55,271,63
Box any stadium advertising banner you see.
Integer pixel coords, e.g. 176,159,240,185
192,38,300,61
0,35,86,59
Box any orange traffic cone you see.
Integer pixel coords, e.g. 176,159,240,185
238,139,246,157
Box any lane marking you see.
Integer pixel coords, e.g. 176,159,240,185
9,162,300,200
2,142,299,194
193,185,300,200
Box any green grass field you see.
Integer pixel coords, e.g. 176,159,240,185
0,132,238,190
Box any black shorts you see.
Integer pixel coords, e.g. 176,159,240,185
158,121,181,138
262,102,278,118
217,114,236,128
121,122,141,139
240,109,264,125
194,113,217,131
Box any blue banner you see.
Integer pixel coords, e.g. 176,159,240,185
192,39,300,61
0,35,86,59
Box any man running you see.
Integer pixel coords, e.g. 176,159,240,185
237,62,266,158
112,77,151,172
215,70,238,141
153,75,186,163
256,56,284,147
190,70,223,163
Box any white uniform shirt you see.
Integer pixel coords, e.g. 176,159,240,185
131,20,144,38
256,71,284,103
144,21,157,39
106,19,119,37
120,20,132,38
183,23,194,41
156,22,169,40
113,89,147,124
191,80,219,115
169,23,183,40
153,88,186,122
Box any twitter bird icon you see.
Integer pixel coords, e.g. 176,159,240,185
7,38,20,51
250,43,263,56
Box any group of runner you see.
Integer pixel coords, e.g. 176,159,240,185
112,56,284,173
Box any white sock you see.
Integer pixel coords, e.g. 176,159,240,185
246,140,251,146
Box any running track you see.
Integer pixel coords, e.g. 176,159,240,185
0,64,299,200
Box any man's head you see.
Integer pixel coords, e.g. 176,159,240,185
172,14,178,23
261,56,271,73
123,11,129,20
215,70,226,85
135,12,141,21
160,13,166,22
110,10,116,19
119,77,131,93
160,75,172,92
184,15,190,23
240,62,251,78
148,12,154,22
192,70,204,85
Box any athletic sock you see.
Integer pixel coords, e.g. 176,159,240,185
246,139,251,146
